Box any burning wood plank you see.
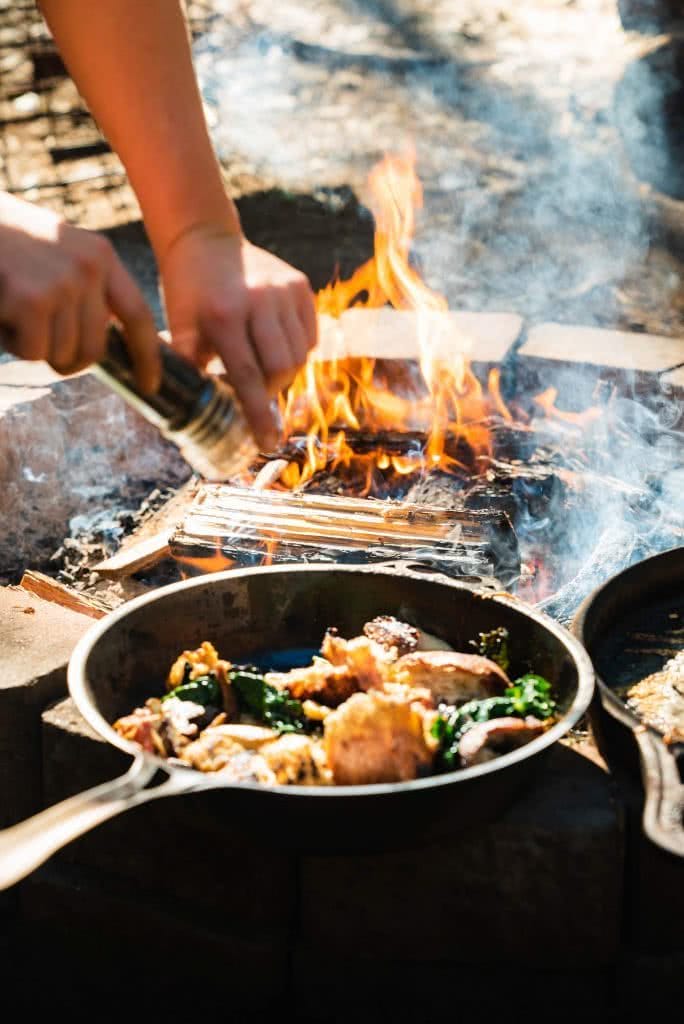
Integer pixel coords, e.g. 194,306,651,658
170,483,520,586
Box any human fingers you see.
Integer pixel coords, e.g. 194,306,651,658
200,309,278,452
48,302,79,373
279,299,310,373
0,277,50,361
105,254,160,394
249,300,298,396
61,287,110,375
298,283,318,355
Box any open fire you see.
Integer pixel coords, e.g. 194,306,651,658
160,151,682,620
166,150,683,622
243,150,604,502
272,150,540,495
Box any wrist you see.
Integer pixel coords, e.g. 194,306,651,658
155,209,244,272
152,202,242,267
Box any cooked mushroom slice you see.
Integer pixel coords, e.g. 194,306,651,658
324,687,438,785
179,724,276,774
392,650,510,704
261,734,332,786
415,629,454,653
362,616,420,657
217,750,276,785
458,717,546,768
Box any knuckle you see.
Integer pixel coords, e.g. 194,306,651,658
17,285,50,317
203,299,242,329
250,283,271,304
89,233,114,264
74,249,101,280
56,273,79,302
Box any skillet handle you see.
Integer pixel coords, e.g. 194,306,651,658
634,727,684,858
0,755,203,890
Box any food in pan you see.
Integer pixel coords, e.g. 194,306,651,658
113,618,557,785
621,651,684,744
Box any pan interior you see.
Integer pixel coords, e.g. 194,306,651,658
593,588,684,691
77,567,583,732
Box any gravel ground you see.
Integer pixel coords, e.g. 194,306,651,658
2,1,684,335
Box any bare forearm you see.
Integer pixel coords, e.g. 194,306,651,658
38,0,239,259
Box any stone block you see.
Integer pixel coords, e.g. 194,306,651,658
298,742,624,967
0,586,92,827
6,862,289,1015
41,697,298,936
291,957,617,1024
0,361,190,580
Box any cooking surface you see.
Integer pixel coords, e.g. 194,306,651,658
1,2,684,1014
593,591,684,690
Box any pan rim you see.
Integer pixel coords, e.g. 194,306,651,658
572,544,684,736
68,563,595,797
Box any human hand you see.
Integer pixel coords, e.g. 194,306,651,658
0,191,160,391
158,225,317,452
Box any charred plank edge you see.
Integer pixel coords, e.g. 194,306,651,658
93,531,173,580
19,570,106,619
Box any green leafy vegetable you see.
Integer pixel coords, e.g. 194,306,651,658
230,669,313,734
504,674,555,720
162,674,221,707
470,627,510,671
431,672,556,771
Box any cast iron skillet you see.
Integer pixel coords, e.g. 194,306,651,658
0,563,594,888
573,546,684,858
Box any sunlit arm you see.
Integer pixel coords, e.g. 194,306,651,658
37,0,240,263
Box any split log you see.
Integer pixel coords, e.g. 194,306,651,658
93,531,173,581
170,484,520,586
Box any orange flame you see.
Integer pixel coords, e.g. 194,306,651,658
273,151,603,496
177,545,235,578
277,150,511,491
533,387,603,428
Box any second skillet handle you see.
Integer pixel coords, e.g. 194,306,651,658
0,756,205,891
634,727,684,858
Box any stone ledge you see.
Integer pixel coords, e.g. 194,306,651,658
0,362,190,581
298,740,623,966
0,587,92,827
6,861,290,1015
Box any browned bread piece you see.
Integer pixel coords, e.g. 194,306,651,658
392,650,510,704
